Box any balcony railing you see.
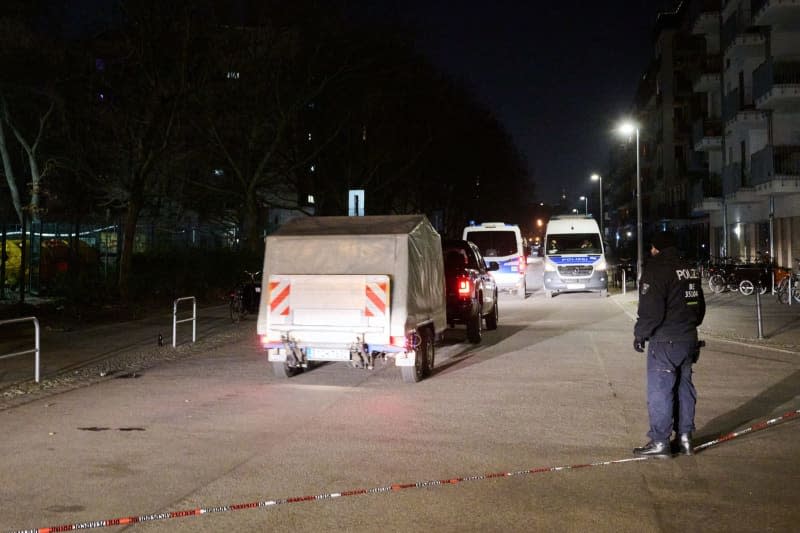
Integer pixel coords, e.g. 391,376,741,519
754,59,800,101
722,6,762,53
752,145,800,185
689,0,721,33
693,118,722,142
722,162,752,195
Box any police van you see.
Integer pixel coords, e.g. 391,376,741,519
542,215,608,298
463,222,526,299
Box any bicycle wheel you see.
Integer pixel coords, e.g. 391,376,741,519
776,278,789,304
229,297,244,322
739,279,754,296
708,274,726,294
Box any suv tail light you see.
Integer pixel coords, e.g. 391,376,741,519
457,276,472,297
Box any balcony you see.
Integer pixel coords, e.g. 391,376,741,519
690,174,724,214
752,0,800,26
722,162,760,202
693,118,723,152
721,12,764,57
754,60,800,112
751,145,800,194
693,56,722,92
723,87,767,125
690,1,721,35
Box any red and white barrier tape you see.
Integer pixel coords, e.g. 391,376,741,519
11,409,799,533
692,408,799,453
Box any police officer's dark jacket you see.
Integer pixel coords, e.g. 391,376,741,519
634,247,705,342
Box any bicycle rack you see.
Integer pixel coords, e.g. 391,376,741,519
0,317,40,383
172,297,197,348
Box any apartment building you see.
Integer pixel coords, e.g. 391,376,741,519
691,0,800,267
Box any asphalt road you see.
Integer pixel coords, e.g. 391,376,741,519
1,263,799,532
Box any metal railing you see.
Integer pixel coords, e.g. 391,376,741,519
0,316,40,382
172,297,197,348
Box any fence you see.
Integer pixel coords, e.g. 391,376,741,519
1,220,240,298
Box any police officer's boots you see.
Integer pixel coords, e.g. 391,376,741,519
677,433,693,456
633,440,671,459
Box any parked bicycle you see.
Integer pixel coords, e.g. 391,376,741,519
229,270,261,322
776,259,800,305
707,254,777,296
707,257,740,294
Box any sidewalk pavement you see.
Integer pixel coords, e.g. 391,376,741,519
613,287,800,353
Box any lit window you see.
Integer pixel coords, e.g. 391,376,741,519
227,71,240,79
310,165,315,172
307,195,315,204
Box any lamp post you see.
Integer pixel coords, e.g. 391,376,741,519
618,122,642,284
579,196,588,215
591,173,603,239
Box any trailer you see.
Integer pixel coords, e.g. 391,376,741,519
256,215,446,383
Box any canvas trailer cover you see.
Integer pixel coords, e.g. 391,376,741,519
256,215,446,342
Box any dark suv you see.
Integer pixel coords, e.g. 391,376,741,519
442,239,499,343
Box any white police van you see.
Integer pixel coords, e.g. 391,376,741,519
542,215,608,298
463,222,526,299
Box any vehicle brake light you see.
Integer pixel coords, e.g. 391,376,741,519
518,255,526,272
457,276,472,296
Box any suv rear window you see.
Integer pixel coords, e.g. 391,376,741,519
465,231,517,257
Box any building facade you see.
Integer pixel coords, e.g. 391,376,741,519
691,0,800,267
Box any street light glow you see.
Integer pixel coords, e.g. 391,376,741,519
590,173,603,239
615,120,643,284
618,121,637,136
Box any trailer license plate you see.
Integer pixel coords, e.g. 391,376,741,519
306,348,351,361
567,283,585,290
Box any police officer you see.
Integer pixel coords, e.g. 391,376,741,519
633,231,705,458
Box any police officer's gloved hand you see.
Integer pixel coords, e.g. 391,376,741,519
633,337,646,353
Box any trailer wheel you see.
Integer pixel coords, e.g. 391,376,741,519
271,361,301,378
402,328,431,383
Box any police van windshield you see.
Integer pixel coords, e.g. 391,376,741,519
464,231,517,257
546,234,602,255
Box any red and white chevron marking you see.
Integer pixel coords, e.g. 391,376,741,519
365,280,388,318
268,278,291,318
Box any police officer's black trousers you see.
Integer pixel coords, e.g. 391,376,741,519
646,340,696,443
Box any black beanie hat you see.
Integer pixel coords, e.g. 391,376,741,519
651,231,677,251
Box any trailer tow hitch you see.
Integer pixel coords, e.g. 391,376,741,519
281,336,306,367
350,338,372,369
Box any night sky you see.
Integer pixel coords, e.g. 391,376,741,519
352,0,680,205
55,0,679,207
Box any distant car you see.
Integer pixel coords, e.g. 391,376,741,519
462,222,527,298
442,239,499,343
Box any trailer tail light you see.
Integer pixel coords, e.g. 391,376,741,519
391,336,407,348
457,276,472,297
261,335,279,347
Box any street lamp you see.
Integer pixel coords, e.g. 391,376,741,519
579,196,588,215
617,121,642,284
591,173,603,239
572,208,578,214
